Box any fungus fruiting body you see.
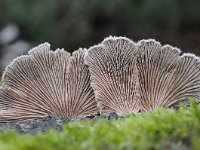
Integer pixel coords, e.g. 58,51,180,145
85,36,200,115
84,37,141,115
0,43,97,122
1,36,200,121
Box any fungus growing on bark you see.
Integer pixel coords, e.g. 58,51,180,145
0,43,97,122
137,40,200,111
1,36,199,120
85,36,200,115
85,37,141,115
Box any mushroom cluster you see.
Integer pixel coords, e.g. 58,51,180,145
1,36,200,122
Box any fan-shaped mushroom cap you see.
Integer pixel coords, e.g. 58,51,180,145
0,43,97,122
85,37,141,115
85,36,200,115
137,40,200,111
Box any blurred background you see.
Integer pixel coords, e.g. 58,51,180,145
0,0,200,75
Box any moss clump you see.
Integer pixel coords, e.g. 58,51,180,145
0,102,200,150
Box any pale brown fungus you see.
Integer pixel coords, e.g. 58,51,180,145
0,43,97,122
1,36,200,120
85,36,200,115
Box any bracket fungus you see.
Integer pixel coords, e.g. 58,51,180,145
0,43,97,122
0,36,200,122
85,37,141,114
85,36,200,115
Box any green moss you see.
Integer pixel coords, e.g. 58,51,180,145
0,82,3,89
0,102,200,150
